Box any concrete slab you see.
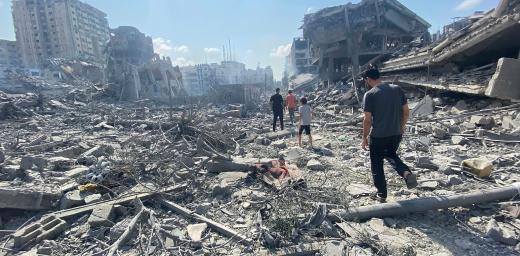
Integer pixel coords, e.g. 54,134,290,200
0,187,61,210
88,204,115,227
486,58,520,100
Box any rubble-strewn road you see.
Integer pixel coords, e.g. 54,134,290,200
1,82,520,256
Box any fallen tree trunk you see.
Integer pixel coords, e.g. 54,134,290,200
329,183,520,222
159,199,251,245
107,204,149,256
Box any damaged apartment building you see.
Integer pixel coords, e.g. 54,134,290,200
106,26,184,101
379,0,520,101
301,0,431,89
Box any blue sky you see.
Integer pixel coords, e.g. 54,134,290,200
0,0,500,79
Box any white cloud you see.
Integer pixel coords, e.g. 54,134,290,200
152,38,190,57
270,44,291,58
171,57,194,67
203,47,220,54
306,7,314,14
455,0,483,11
152,37,173,56
173,45,190,53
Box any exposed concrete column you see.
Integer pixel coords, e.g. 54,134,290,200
327,57,334,87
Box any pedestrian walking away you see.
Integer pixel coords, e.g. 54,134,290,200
286,90,297,125
360,66,417,202
298,97,313,148
270,88,284,132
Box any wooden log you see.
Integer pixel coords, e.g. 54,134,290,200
159,199,251,245
329,183,520,222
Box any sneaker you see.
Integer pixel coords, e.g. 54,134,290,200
405,172,418,189
370,194,387,203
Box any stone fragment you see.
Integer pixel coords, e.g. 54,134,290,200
432,127,448,139
411,95,434,117
485,220,518,245
320,241,348,256
461,158,493,177
212,180,232,198
271,140,287,149
319,147,335,157
186,223,208,248
419,181,439,190
415,157,439,170
451,136,469,145
502,116,520,130
47,156,74,171
470,115,495,129
64,166,89,178
88,204,116,227
447,175,463,186
84,194,102,204
485,58,520,100
306,159,324,171
20,156,47,171
60,190,85,209
346,183,374,197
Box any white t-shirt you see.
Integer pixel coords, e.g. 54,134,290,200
299,105,312,125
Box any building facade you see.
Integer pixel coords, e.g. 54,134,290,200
0,40,23,68
287,37,317,76
12,0,110,68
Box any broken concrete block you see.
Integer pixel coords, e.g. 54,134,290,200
415,157,439,170
212,180,232,198
0,165,24,181
186,223,207,248
13,215,68,249
20,156,47,171
502,116,520,130
47,156,74,171
451,136,469,145
0,188,61,210
81,144,115,158
60,190,85,209
461,158,493,177
432,127,448,139
37,246,52,255
411,95,434,117
271,140,287,149
485,219,518,246
64,166,89,178
470,115,495,129
88,204,116,227
447,175,463,186
485,58,520,101
306,159,325,171
320,241,348,256
84,194,102,204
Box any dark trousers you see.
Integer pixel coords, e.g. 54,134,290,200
273,110,284,132
369,135,410,198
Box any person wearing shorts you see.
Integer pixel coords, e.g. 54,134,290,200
298,97,313,148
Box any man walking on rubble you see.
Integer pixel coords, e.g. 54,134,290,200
270,88,284,132
361,66,417,202
286,90,297,125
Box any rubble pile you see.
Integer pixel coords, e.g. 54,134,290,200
1,74,519,256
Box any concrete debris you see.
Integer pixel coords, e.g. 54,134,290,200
461,158,494,177
1,1,520,255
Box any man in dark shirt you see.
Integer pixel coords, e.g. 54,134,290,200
270,88,284,132
361,67,417,202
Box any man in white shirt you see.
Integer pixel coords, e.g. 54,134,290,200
298,97,313,148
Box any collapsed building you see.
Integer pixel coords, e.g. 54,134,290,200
301,0,431,90
106,26,184,101
380,0,520,101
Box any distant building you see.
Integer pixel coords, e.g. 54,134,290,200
0,40,23,68
12,0,110,68
287,37,317,76
181,60,274,96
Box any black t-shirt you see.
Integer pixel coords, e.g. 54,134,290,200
270,93,284,112
363,83,407,138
